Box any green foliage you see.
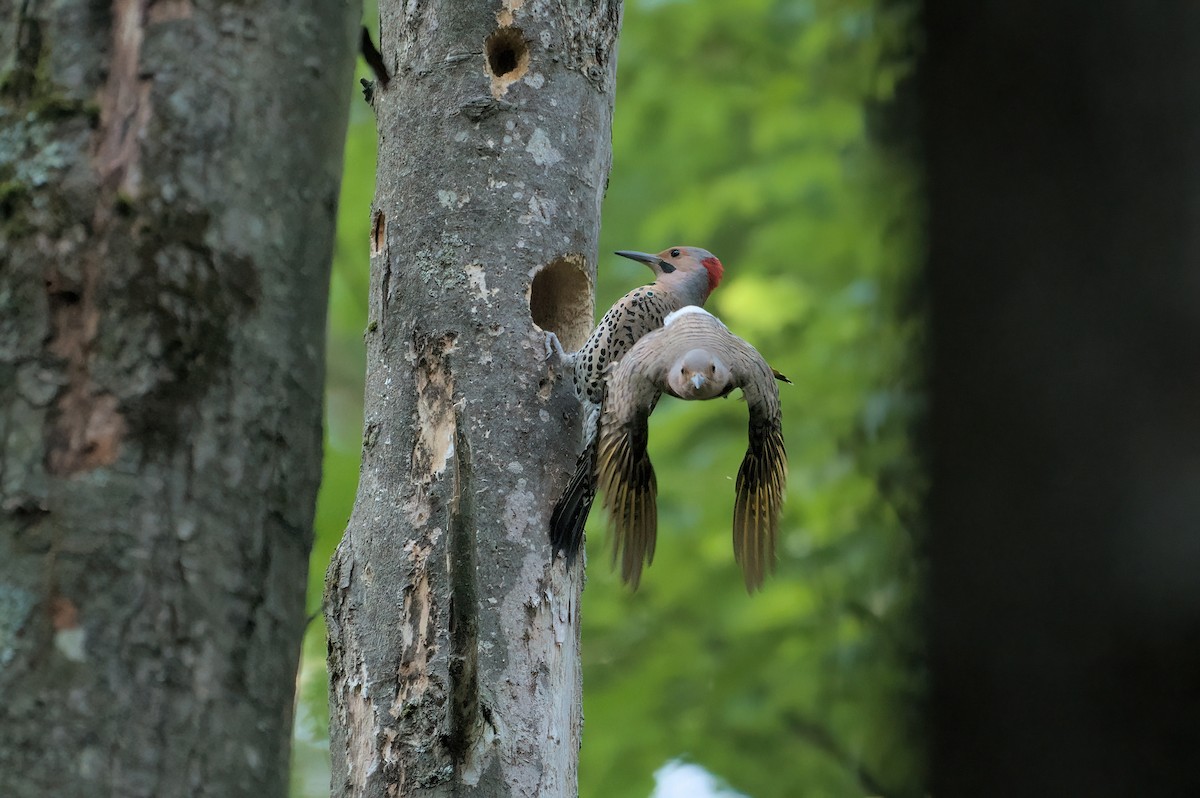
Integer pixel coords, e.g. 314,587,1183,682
583,1,923,794
295,0,924,795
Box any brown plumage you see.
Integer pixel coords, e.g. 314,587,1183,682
549,247,725,563
596,306,787,592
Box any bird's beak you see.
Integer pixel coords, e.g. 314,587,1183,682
690,373,706,391
615,250,674,274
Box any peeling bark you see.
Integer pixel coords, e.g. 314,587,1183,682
0,0,359,793
324,1,621,796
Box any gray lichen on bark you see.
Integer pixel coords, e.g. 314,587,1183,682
324,1,622,796
0,0,358,794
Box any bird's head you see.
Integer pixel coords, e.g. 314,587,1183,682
615,246,725,296
669,348,731,400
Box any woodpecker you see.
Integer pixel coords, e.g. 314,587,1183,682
548,247,724,563
595,306,787,592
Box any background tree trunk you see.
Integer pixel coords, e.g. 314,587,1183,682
924,2,1200,796
0,0,357,794
324,2,620,796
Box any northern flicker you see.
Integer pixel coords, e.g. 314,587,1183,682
595,305,787,592
549,247,725,562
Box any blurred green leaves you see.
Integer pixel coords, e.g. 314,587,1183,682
295,0,924,795
589,0,923,795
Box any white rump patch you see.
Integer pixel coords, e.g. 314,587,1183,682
664,305,713,326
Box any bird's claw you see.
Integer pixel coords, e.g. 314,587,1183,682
543,330,567,363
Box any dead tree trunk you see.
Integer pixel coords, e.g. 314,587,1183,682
324,2,621,796
0,0,357,794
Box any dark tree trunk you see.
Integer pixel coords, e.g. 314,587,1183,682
323,2,620,796
0,0,358,794
924,3,1200,796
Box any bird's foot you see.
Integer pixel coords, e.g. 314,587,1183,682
543,330,568,363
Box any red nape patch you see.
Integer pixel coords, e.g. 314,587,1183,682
701,257,724,293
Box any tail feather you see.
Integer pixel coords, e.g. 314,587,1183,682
549,440,598,565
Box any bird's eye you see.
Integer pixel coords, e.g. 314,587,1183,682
670,248,681,257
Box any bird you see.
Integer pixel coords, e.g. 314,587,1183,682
548,246,725,564
595,305,787,592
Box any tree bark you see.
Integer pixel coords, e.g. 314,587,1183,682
924,2,1200,796
324,2,620,796
0,0,357,794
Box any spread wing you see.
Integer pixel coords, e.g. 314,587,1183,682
595,346,667,590
730,344,787,592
